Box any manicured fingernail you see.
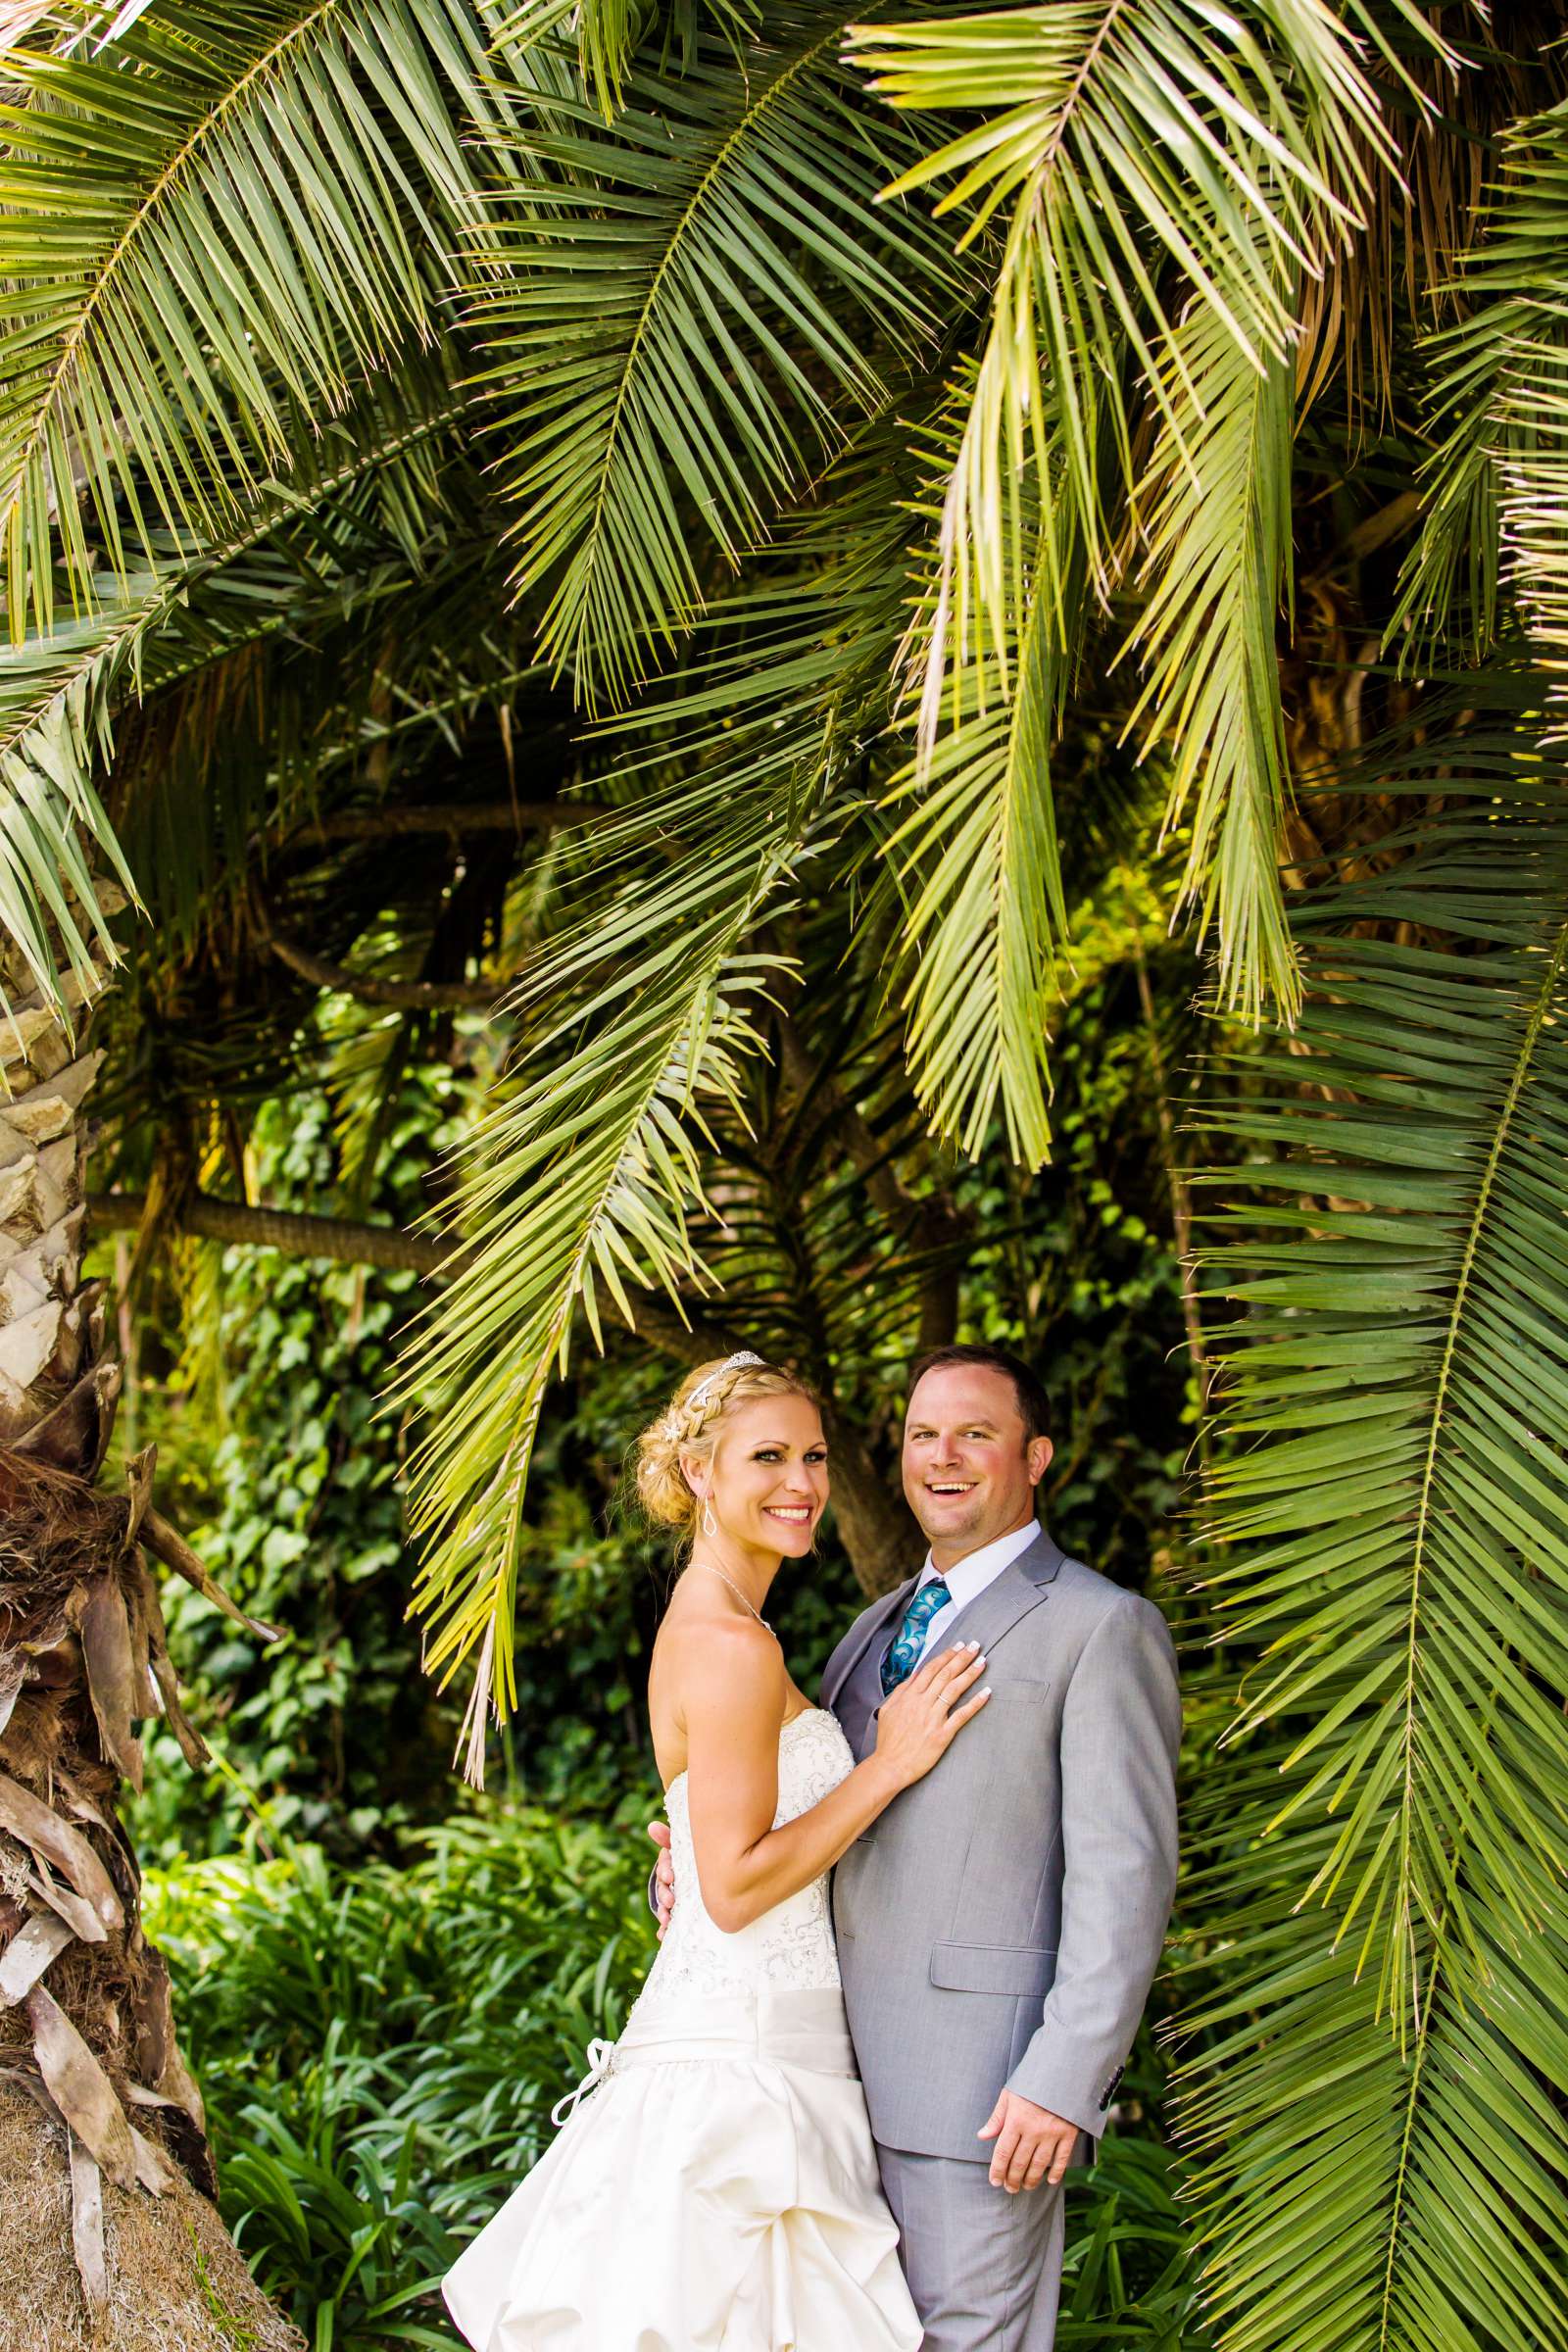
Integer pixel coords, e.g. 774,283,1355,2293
980,1687,991,1697
967,1640,980,1650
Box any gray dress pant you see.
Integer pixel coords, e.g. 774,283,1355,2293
875,2144,1065,2350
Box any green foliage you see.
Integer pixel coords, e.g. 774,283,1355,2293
0,0,491,639
883,372,1079,1170
848,0,1403,1022
1396,94,1568,696
145,1807,659,2348
489,0,652,120
1179,718,1568,2352
125,1076,468,1862
472,1463,659,1814
1059,2135,1207,2350
392,771,814,1769
0,352,470,1012
469,1,953,710
1118,220,1297,1023
0,618,137,1014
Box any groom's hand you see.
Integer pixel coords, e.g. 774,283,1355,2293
978,2089,1077,2192
646,1821,675,1939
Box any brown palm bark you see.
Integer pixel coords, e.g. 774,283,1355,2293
0,916,300,2351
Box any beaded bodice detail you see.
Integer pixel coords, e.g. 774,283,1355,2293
635,1707,854,2007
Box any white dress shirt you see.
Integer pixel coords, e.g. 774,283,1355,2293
908,1518,1042,1666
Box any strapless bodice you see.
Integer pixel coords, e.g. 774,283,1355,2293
633,1706,854,2009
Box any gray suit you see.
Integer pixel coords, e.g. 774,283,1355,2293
821,1525,1181,2349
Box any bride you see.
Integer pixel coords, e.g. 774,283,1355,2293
442,1349,991,2350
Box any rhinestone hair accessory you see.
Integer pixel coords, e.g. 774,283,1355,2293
686,1349,764,1415
654,1349,770,1448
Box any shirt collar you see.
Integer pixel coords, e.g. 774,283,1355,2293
920,1518,1041,1607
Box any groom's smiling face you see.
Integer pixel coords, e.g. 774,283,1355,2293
902,1364,1053,1565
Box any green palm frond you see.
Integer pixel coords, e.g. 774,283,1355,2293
488,0,762,118
852,0,1393,572
880,369,1086,1169
488,0,652,115
1118,226,1298,1023
0,614,136,1017
1394,97,1568,694
1180,713,1568,2351
393,782,823,1778
468,4,956,712
850,0,1397,1022
0,0,493,640
0,357,471,1008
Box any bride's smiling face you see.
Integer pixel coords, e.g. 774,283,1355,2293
692,1394,829,1556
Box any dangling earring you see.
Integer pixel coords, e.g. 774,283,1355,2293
702,1497,717,1540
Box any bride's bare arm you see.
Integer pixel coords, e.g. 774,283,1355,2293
678,1620,989,1933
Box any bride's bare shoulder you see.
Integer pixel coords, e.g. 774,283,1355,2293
659,1607,783,1711
650,1612,782,1786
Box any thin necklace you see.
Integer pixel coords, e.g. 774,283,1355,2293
698,1560,773,1635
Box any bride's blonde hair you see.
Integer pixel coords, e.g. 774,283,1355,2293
634,1353,820,1534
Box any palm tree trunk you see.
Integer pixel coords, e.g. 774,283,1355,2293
0,932,300,2350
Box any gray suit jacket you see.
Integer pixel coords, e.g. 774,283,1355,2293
821,1526,1180,2165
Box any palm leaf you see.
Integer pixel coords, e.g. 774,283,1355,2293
392,782,819,1778
0,618,135,1017
850,0,1400,1021
487,0,762,119
487,0,653,116
393,409,926,1747
1394,97,1568,696
392,397,930,1763
1117,219,1298,1023
468,2,956,711
852,0,1395,578
0,0,494,640
0,356,471,1010
1180,707,1568,2351
880,367,1087,1168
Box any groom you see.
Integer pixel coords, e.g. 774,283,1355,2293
656,1342,1181,2350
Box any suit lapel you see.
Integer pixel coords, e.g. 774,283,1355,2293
822,1526,1066,1708
942,1525,1065,1658
821,1578,915,1714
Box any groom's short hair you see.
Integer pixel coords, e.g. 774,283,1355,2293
907,1344,1051,1446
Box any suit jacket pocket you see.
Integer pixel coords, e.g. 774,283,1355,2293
929,1940,1057,1997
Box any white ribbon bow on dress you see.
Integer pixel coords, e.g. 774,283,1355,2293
551,2037,616,2128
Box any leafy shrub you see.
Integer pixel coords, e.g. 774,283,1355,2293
147,1805,659,2348
122,1078,470,1866
1061,2132,1205,2349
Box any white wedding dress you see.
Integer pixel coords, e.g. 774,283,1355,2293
441,1706,920,2351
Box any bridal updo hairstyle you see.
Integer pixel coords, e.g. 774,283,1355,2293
635,1354,819,1536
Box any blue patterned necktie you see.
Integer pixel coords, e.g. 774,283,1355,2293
881,1577,953,1695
